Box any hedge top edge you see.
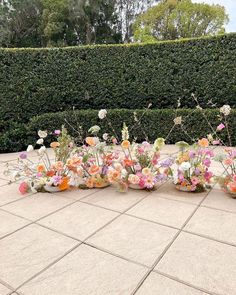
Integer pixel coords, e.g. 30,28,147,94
0,32,235,52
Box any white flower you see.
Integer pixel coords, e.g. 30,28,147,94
102,133,108,141
179,161,191,171
38,130,47,138
173,171,179,184
26,145,34,152
122,123,129,141
121,169,128,178
88,125,100,134
12,171,19,179
98,109,107,119
173,116,182,125
36,138,44,145
38,146,46,155
220,105,231,116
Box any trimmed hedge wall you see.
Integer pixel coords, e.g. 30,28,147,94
0,109,235,153
1,33,236,129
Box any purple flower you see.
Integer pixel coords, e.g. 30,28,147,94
102,166,108,175
160,158,174,167
19,152,27,160
189,151,196,159
194,168,200,176
54,130,61,135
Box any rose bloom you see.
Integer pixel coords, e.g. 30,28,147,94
128,174,140,185
198,138,209,148
53,161,64,171
121,140,130,149
88,165,100,175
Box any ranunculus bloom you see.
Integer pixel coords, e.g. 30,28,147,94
98,109,107,119
50,142,60,148
19,182,29,194
198,138,209,148
59,177,70,191
216,123,225,131
121,140,130,149
88,165,100,175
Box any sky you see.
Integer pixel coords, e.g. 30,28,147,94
192,0,236,32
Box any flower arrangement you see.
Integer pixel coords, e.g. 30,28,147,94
107,124,173,191
5,127,78,194
73,124,119,189
172,138,214,193
214,148,236,198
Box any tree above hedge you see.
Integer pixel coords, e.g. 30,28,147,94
133,0,229,42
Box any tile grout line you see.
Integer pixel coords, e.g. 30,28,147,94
12,187,157,293
131,187,214,295
153,270,221,295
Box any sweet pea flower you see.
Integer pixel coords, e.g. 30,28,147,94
54,130,61,135
36,138,44,145
217,123,225,131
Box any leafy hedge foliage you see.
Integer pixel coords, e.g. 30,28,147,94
1,33,236,129
0,109,235,152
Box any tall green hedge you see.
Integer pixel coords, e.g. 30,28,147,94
1,33,236,129
0,109,235,152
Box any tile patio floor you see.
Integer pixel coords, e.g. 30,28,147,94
0,146,235,295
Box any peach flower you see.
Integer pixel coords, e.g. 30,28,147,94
88,165,100,175
121,140,130,149
50,142,60,148
198,138,209,148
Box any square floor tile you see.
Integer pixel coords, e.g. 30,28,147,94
0,210,30,238
0,178,9,187
127,196,196,228
184,206,236,245
136,272,206,295
0,283,12,295
82,186,149,212
0,184,26,206
153,182,207,205
202,188,236,213
19,244,147,295
2,193,74,221
0,224,78,288
156,232,236,295
88,215,177,266
52,188,99,200
39,202,119,240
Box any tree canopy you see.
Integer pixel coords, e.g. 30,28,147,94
0,0,229,47
133,0,229,42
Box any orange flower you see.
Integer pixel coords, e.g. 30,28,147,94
88,165,100,175
86,137,96,146
198,138,209,148
50,142,60,148
108,169,120,183
59,177,70,191
228,182,236,193
53,161,64,171
37,164,45,173
123,158,134,167
121,140,130,149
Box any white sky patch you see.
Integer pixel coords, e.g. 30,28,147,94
192,0,236,32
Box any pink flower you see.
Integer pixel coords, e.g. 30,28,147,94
217,123,225,131
137,147,144,154
19,152,27,160
191,176,200,186
204,171,213,183
139,177,146,188
203,158,211,167
54,130,61,135
19,182,29,195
